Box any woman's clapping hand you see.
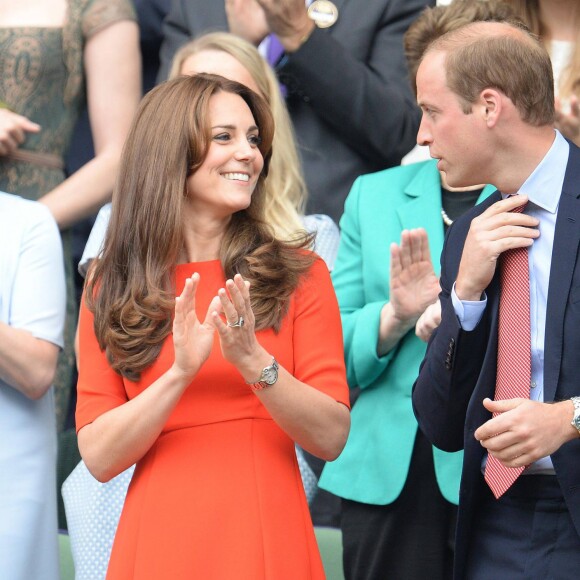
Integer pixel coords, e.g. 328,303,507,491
171,274,218,382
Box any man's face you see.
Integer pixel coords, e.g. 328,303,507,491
416,51,488,188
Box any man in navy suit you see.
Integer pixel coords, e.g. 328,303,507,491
412,21,580,580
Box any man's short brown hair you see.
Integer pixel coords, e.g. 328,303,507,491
405,0,523,98
429,22,555,127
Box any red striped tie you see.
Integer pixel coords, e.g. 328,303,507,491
484,202,531,499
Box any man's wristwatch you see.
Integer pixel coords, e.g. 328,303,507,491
571,397,580,436
247,357,279,391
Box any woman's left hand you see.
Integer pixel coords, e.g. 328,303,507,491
415,300,441,343
212,274,270,381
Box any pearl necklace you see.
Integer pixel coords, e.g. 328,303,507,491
441,208,453,226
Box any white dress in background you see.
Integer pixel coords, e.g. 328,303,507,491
0,193,65,580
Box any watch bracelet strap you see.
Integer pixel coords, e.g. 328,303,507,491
571,396,580,434
249,381,269,392
245,356,277,391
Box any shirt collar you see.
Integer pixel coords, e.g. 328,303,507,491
514,130,569,214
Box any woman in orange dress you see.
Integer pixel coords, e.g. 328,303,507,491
76,73,350,579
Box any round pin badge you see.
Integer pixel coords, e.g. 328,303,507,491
307,0,339,29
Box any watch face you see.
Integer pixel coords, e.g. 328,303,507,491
262,366,278,385
573,398,580,431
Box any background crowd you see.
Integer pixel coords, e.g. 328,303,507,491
1,0,579,579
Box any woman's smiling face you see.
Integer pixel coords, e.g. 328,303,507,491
185,90,264,220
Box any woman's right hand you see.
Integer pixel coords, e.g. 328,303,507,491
171,274,218,382
377,229,439,357
0,109,40,156
389,228,440,323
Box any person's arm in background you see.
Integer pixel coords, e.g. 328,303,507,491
159,0,431,163
0,108,40,156
157,0,229,81
257,0,433,163
39,20,141,229
0,325,59,400
0,203,65,399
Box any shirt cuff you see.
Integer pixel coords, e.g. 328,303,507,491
451,282,487,331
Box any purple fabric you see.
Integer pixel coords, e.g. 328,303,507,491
265,34,287,97
266,34,285,65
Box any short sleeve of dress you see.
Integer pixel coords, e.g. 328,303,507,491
6,202,66,348
291,257,350,408
81,0,137,39
76,294,128,433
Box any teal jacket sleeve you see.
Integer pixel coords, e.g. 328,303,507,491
333,177,397,390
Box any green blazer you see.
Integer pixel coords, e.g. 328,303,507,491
319,160,493,505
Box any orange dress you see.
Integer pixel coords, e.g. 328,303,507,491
76,258,349,579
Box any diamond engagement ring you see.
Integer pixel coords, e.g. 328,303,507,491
227,316,244,328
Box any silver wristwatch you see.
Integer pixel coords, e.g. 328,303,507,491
571,397,580,436
247,357,279,391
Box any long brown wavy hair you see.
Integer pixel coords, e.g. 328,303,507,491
86,74,314,381
168,32,308,240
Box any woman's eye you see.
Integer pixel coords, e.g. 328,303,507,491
213,133,231,142
248,134,262,146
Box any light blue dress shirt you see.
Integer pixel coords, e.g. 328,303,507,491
451,130,569,474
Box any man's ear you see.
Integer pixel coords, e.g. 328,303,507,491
480,88,502,127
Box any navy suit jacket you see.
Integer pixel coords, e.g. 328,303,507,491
413,142,580,579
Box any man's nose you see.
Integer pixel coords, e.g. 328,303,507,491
416,117,432,146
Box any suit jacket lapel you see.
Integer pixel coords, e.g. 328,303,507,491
544,145,580,401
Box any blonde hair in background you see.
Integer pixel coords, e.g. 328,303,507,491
170,32,307,240
506,0,580,98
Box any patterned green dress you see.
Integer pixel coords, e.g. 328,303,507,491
0,0,136,431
